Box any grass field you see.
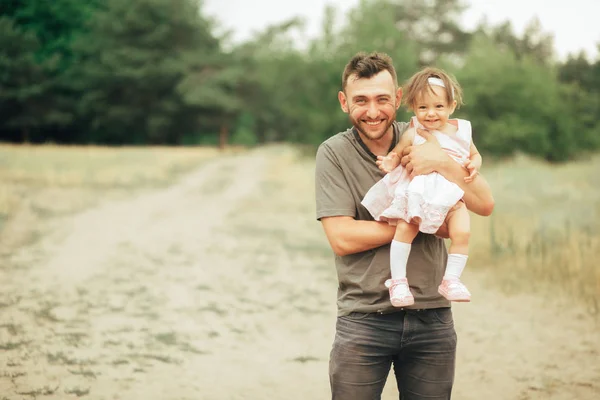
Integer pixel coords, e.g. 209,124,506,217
0,144,223,251
0,144,598,399
1,144,599,314
470,153,600,314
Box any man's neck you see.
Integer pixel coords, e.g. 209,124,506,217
358,126,395,157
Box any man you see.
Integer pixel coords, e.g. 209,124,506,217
315,52,494,399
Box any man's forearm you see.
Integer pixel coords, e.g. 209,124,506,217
438,157,495,216
321,217,396,256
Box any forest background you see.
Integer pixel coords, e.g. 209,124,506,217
1,2,599,397
2,0,599,162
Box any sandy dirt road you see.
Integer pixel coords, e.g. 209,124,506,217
0,146,598,399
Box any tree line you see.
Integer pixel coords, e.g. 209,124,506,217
1,0,599,161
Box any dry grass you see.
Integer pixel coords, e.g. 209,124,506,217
1,143,598,314
0,143,225,251
470,153,600,314
255,147,600,315
0,143,223,187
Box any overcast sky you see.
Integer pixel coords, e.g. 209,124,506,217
203,0,599,61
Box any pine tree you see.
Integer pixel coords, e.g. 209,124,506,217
71,0,223,144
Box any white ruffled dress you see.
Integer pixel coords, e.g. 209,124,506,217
361,117,472,234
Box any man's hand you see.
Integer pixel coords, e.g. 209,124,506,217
376,153,400,173
401,129,448,178
434,221,449,239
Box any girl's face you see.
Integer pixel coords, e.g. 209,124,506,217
413,85,457,131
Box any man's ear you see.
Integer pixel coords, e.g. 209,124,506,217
338,91,349,113
396,87,403,109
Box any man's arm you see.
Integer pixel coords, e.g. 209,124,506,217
401,130,495,216
315,141,401,256
321,216,450,256
320,216,396,256
464,142,482,183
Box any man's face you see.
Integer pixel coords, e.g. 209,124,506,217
338,70,401,143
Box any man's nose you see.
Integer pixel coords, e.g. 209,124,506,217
366,102,379,118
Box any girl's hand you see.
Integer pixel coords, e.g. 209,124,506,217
376,153,400,173
464,160,480,183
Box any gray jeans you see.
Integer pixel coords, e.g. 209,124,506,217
329,308,457,400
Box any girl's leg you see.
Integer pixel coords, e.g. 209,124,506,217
387,221,419,307
439,202,472,302
446,202,470,256
390,220,420,280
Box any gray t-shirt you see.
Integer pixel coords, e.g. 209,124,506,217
315,121,450,316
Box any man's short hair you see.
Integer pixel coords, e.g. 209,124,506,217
341,52,398,92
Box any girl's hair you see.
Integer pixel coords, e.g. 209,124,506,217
402,67,463,111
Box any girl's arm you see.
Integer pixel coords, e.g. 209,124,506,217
377,128,415,173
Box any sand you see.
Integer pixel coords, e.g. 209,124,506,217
0,146,598,399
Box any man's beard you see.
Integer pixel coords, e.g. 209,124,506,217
350,115,395,142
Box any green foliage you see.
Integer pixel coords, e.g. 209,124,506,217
560,52,595,87
0,0,98,69
381,0,471,65
0,16,71,141
232,18,310,144
231,113,258,146
455,34,582,161
1,0,599,162
0,0,96,141
0,16,41,141
557,53,600,156
234,0,420,148
340,0,419,76
68,0,223,144
181,131,219,146
484,18,555,65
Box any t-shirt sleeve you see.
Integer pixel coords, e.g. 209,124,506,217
315,142,356,221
